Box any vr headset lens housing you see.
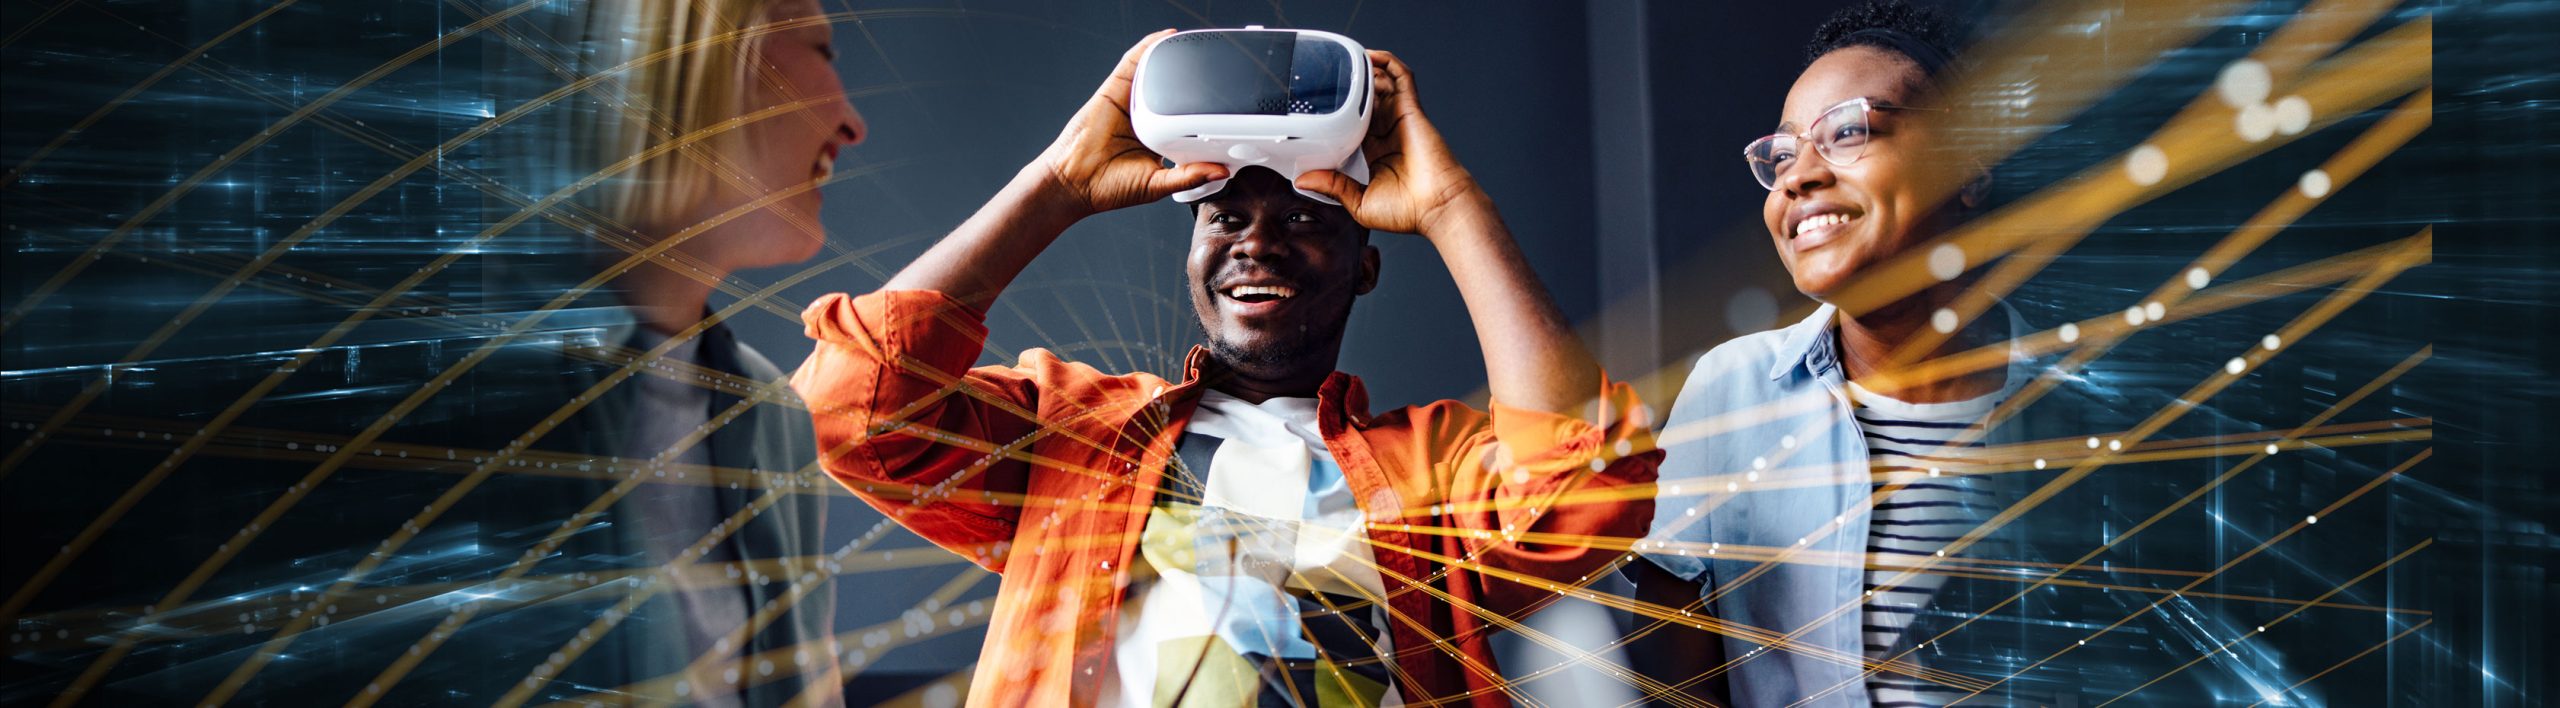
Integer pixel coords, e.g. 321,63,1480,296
1140,32,1359,117
1131,28,1372,205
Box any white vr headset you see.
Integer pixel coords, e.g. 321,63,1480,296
1130,27,1373,205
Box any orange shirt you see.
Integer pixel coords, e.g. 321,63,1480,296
793,289,1659,706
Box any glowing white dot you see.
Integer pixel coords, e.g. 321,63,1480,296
1745,470,1760,482
2305,515,2319,524
923,682,962,708
2299,169,2332,198
2145,301,2165,321
2266,443,2280,455
2125,306,2147,325
2186,267,2211,290
2261,334,2281,350
2087,437,2102,449
1931,308,1960,333
2033,458,2048,470
1934,550,1947,557
1726,288,1780,335
1781,434,1797,449
1928,467,1942,477
2257,625,2267,632
2126,145,2168,186
2216,59,2272,107
1928,244,1967,281
2273,95,2312,135
2058,322,2080,343
1727,481,1739,492
1751,456,1767,470
2236,102,2277,142
2108,439,2122,451
2226,357,2248,375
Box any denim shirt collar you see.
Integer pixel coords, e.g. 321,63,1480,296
1768,303,1844,381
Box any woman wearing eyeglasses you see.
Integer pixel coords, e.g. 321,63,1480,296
1629,2,2037,706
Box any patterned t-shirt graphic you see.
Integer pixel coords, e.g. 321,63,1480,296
1102,390,1404,707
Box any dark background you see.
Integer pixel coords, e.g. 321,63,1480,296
5,0,2549,705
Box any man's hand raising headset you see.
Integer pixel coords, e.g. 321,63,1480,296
1032,29,1230,217
1031,32,1491,235
1291,50,1496,242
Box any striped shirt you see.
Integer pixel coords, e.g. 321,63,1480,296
1846,381,1999,707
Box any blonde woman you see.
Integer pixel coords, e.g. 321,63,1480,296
447,0,864,704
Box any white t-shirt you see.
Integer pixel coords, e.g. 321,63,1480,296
620,327,752,708
1101,390,1404,707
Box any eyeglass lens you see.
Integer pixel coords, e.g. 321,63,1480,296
1748,100,1874,190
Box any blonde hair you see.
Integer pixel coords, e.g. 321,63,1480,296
571,0,782,232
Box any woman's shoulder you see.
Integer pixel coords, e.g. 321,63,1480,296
1680,322,1816,392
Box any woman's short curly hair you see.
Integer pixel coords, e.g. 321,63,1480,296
1804,0,1965,88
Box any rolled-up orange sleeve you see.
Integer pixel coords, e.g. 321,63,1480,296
1440,377,1660,617
792,289,1038,571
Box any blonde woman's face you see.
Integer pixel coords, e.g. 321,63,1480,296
684,0,863,271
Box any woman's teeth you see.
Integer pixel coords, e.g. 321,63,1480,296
1799,212,1854,235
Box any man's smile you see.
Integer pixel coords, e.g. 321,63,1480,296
1217,280,1301,319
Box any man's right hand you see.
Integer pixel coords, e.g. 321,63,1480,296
879,31,1226,305
1032,29,1230,217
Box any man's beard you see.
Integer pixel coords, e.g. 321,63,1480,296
1199,296,1354,373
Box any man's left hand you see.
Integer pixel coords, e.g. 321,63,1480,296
1293,50,1493,240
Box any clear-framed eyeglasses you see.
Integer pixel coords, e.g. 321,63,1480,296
1744,96,1944,191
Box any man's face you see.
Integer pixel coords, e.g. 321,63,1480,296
1185,167,1378,380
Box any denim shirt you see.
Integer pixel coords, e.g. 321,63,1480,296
1642,303,2032,707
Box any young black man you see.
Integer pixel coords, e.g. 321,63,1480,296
792,31,1657,707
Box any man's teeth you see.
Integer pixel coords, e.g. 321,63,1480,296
1799,212,1853,234
814,158,833,180
1227,285,1296,299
